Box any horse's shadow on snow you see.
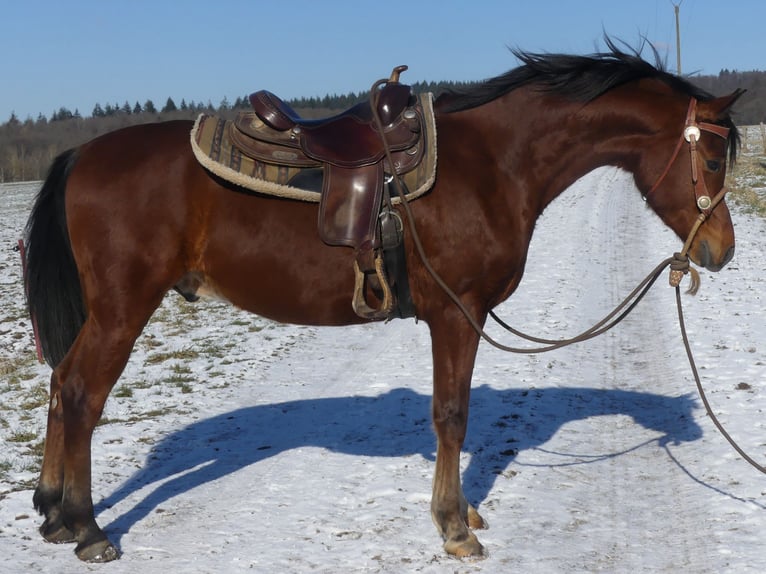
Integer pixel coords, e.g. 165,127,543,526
98,384,701,543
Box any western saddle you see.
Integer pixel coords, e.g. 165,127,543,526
230,66,425,320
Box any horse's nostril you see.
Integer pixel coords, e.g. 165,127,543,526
723,245,735,267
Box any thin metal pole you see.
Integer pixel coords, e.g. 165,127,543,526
674,2,682,74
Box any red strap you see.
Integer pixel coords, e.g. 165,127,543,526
699,122,730,139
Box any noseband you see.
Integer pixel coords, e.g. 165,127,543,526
646,98,731,215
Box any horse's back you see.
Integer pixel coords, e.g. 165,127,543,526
65,119,363,326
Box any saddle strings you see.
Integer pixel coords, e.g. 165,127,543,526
370,77,765,474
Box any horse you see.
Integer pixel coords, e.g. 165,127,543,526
24,41,742,562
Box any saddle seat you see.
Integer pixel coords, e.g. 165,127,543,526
239,66,419,170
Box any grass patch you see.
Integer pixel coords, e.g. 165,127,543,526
164,363,196,393
138,335,164,350
176,382,194,394
20,382,50,411
0,357,23,377
145,347,201,365
8,429,39,443
26,439,45,459
132,379,153,390
729,152,766,216
113,385,134,398
98,408,176,426
0,355,37,386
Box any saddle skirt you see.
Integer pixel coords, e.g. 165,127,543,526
190,92,437,208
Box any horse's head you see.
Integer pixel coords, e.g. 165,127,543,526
642,90,744,272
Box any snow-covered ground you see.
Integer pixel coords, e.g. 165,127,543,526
1,155,764,572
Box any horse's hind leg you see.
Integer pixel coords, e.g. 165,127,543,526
33,369,76,544
33,369,77,544
36,300,160,562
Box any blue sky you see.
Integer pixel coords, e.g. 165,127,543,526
2,0,764,121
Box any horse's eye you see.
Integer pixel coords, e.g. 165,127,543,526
706,159,722,173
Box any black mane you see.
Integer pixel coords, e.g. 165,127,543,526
437,38,714,113
437,38,739,162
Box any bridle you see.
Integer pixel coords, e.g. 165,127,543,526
643,98,733,289
645,97,731,216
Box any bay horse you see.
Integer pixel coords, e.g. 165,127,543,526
24,42,742,562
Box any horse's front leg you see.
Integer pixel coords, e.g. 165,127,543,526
428,309,488,558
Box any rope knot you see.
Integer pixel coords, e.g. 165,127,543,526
668,252,700,294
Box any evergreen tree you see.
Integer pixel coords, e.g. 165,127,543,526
133,101,143,114
162,97,177,113
92,103,105,117
144,99,157,114
52,107,74,121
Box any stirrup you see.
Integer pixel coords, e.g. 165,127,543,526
352,253,394,320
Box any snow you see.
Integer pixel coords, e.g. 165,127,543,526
1,160,764,573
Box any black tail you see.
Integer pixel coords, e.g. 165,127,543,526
24,149,85,368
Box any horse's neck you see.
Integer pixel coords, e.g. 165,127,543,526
497,93,657,213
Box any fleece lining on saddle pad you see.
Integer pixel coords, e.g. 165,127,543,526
190,93,437,203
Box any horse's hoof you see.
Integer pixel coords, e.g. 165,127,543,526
75,539,120,563
444,531,486,559
39,520,76,544
467,506,488,530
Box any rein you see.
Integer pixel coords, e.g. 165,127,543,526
369,79,765,475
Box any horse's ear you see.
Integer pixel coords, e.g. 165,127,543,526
706,89,746,118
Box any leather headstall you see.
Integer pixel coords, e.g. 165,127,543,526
646,98,731,215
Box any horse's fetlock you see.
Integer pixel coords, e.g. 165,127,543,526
33,485,61,515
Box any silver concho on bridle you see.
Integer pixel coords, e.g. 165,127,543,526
683,124,713,211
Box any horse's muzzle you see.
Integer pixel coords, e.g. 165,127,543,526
697,240,735,272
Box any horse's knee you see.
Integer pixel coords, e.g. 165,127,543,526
59,370,110,430
60,378,93,425
432,399,468,443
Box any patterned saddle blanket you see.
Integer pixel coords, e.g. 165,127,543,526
190,93,436,207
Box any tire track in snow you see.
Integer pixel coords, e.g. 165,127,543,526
582,168,703,571
487,167,725,572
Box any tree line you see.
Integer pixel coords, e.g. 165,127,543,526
1,74,764,183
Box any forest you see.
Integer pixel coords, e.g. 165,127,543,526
1,72,764,183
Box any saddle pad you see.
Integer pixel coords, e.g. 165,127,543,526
190,93,437,203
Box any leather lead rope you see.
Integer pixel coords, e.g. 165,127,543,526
495,185,765,474
675,285,766,474
669,187,765,474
